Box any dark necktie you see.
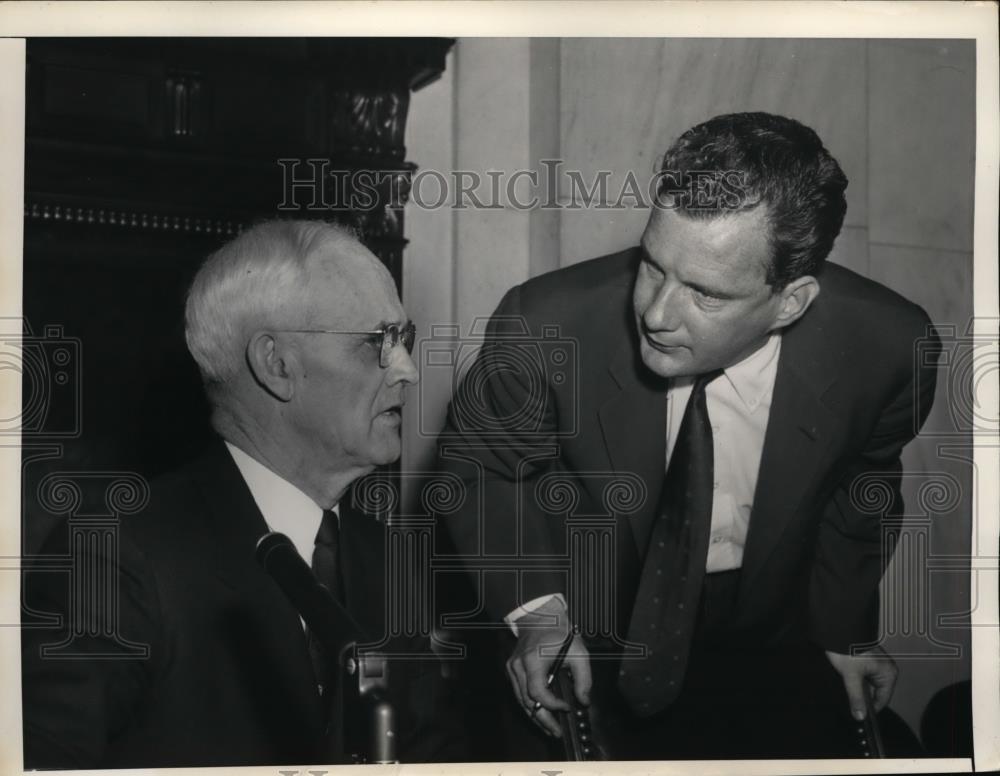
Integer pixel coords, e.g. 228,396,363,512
312,508,345,604
309,508,344,695
617,369,723,717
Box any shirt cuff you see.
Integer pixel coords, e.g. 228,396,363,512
503,593,568,636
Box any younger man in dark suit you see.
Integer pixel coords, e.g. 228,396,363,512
437,112,939,758
22,220,455,767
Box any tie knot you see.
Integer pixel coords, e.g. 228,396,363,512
692,368,724,395
316,508,340,547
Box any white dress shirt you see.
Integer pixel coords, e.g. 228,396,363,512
506,333,781,628
224,441,333,564
667,332,781,572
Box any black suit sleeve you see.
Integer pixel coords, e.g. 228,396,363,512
808,323,940,653
22,523,163,769
435,285,567,621
393,653,468,762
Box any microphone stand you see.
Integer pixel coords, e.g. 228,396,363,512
256,531,400,764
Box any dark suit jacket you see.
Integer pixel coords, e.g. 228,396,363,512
437,248,938,656
22,440,458,769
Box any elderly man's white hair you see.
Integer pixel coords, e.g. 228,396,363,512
185,219,358,386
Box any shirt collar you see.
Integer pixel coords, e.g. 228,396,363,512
721,332,782,411
224,441,335,563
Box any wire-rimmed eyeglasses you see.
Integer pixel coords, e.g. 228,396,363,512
281,321,416,369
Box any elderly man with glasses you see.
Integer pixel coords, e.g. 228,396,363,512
22,220,456,769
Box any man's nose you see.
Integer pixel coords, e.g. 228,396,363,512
386,343,420,386
642,279,682,332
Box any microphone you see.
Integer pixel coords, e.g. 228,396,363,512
255,531,364,655
256,531,399,764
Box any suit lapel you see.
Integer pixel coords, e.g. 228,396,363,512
596,342,669,560
195,441,274,596
193,441,324,720
738,316,841,599
588,283,843,608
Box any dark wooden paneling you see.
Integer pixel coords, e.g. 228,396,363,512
22,38,452,553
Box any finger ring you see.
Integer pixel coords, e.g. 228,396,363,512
529,700,542,717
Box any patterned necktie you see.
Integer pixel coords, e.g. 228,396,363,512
309,508,344,695
617,369,723,717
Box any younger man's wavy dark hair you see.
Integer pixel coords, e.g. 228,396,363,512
659,112,848,289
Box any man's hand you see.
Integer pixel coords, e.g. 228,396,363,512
825,646,898,720
505,598,592,737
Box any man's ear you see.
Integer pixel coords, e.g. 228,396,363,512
771,275,820,331
245,331,296,401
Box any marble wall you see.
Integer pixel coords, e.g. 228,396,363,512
558,38,870,262
404,37,977,739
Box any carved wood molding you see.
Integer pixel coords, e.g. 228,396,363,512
165,71,204,139
25,200,243,238
329,89,411,159
24,197,409,251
